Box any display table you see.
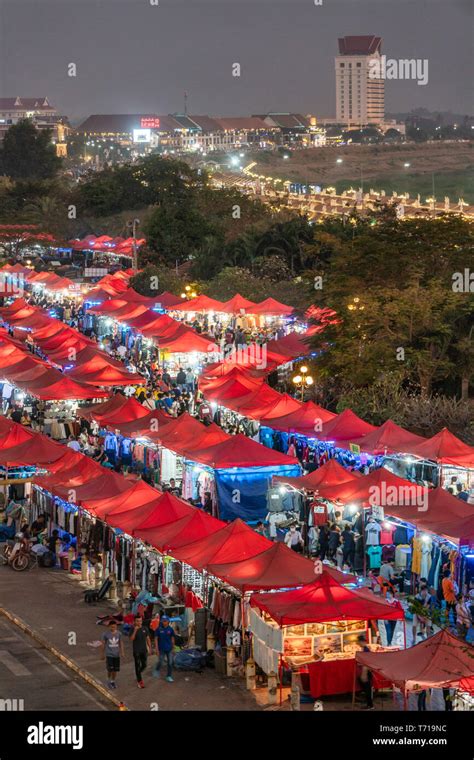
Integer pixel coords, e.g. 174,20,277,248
308,659,357,698
307,659,392,698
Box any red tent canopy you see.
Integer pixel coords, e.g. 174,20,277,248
0,297,30,317
377,487,474,541
79,392,132,421
231,384,283,416
409,427,474,468
203,371,263,402
261,400,336,436
250,572,404,625
66,354,144,386
253,393,303,420
265,331,311,361
345,419,427,456
173,518,271,570
0,417,35,448
68,364,145,387
154,291,183,309
1,263,32,276
71,346,124,369
0,434,68,466
356,629,474,690
137,509,224,553
38,469,132,504
320,408,377,442
109,409,171,439
252,297,294,316
157,326,218,354
85,480,162,520
189,433,299,469
318,466,427,508
219,294,258,314
173,295,225,312
87,299,129,315
273,458,360,491
80,394,149,425
205,541,318,591
129,492,195,533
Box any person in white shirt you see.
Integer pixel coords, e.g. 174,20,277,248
284,524,304,553
2,381,13,412
67,436,81,452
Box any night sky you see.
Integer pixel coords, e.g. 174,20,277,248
1,0,472,123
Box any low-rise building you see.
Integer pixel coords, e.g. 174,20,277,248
0,97,70,155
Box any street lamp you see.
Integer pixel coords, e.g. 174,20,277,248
292,365,314,400
336,158,343,164
127,217,140,273
347,296,365,312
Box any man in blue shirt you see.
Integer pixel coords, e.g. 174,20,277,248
153,616,175,682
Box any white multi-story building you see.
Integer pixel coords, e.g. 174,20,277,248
335,36,385,127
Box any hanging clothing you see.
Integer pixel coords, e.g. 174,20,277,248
365,520,382,546
412,537,422,576
420,537,433,579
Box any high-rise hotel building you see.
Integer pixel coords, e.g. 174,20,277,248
335,36,385,126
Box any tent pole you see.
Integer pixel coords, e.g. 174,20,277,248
362,508,367,577
279,654,283,706
351,656,357,710
403,620,407,649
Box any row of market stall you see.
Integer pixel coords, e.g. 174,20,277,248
2,411,431,702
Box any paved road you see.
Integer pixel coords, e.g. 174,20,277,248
0,564,259,711
0,616,111,712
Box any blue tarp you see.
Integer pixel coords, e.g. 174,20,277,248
215,464,301,521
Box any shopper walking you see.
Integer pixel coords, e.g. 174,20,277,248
153,616,175,682
101,620,124,689
131,616,152,688
441,570,457,625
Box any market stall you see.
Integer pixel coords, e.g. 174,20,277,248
250,571,404,699
355,629,474,709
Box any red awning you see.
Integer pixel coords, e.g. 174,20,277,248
261,400,336,436
345,419,427,456
173,295,226,312
250,572,404,625
265,331,311,361
252,297,294,316
320,408,378,442
273,458,360,490
318,466,427,508
356,629,474,690
136,509,224,553
189,433,299,469
205,541,318,590
79,394,149,425
172,518,271,570
409,427,474,468
375,487,474,541
157,326,218,354
219,294,258,314
253,393,302,420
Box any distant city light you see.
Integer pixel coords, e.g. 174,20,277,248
336,158,343,164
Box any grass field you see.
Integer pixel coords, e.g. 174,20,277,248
248,142,474,204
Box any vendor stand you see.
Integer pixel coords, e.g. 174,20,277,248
249,570,404,702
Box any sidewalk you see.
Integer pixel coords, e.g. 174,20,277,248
0,564,260,711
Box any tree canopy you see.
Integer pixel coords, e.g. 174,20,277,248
0,119,62,180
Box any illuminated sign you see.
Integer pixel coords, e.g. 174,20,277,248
133,128,151,143
140,117,160,129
